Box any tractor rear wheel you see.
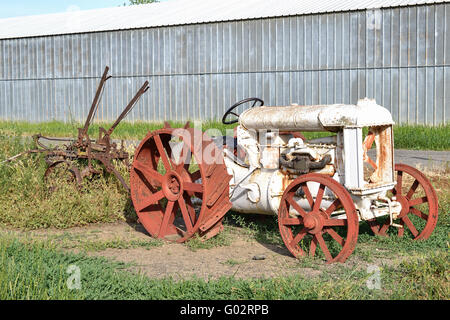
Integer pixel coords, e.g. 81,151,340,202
130,123,232,243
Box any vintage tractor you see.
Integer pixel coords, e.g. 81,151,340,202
129,98,439,263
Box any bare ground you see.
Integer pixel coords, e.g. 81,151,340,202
1,220,399,281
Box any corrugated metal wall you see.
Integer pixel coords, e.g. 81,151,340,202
0,3,449,125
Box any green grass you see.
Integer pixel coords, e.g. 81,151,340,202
393,124,450,151
185,232,232,251
1,121,448,150
0,135,135,229
0,235,447,300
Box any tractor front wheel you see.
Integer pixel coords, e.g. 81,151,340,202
367,163,439,239
278,174,359,263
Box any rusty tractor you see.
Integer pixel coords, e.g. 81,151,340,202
130,97,439,263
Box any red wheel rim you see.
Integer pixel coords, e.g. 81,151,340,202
278,174,358,263
130,128,205,242
368,163,439,240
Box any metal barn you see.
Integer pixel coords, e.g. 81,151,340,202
0,0,448,125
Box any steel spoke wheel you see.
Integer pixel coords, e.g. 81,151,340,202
368,163,438,240
130,125,232,243
278,174,359,263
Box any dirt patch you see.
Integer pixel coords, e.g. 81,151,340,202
92,235,325,280
2,221,331,280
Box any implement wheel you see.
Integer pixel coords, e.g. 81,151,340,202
130,124,231,243
367,163,439,239
278,174,359,263
44,161,82,193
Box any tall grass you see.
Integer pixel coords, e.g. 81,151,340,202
393,124,450,151
0,135,134,229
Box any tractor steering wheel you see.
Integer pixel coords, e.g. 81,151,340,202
221,97,264,125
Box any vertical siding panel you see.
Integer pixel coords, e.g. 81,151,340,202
335,13,343,75
391,9,400,68
417,6,427,67
0,40,4,81
444,67,449,124
408,7,418,66
304,16,312,71
391,68,399,122
445,4,450,65
399,8,409,67
426,5,436,67
383,10,391,68
297,16,304,71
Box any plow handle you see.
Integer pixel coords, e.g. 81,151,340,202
81,66,112,136
106,81,150,137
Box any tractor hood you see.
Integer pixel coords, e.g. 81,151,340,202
239,98,394,132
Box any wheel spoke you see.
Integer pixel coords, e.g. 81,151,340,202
324,198,342,216
158,200,175,238
312,184,325,212
280,217,302,225
135,190,165,212
301,184,314,208
310,236,317,257
178,196,193,233
177,142,192,168
183,195,197,223
410,207,428,221
395,171,403,194
406,180,419,199
189,170,201,182
409,196,428,206
378,220,390,235
133,160,164,183
367,218,381,235
154,134,172,171
402,216,419,237
398,219,405,237
323,219,346,227
289,228,307,248
286,194,307,217
316,232,333,262
184,182,203,193
325,228,345,247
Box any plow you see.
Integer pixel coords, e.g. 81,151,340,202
5,67,440,263
5,66,149,192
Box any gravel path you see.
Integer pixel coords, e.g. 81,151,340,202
368,149,449,171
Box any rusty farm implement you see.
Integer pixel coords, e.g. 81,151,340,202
4,66,149,192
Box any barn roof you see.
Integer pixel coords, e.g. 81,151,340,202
0,0,447,40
